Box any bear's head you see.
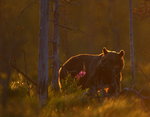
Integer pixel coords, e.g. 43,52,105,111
101,47,125,74
94,47,125,86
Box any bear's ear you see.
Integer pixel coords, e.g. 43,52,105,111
119,50,125,57
102,47,108,55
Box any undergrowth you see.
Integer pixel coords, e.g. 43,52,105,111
0,75,150,117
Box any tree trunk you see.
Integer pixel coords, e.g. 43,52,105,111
38,0,49,106
51,0,60,91
129,0,136,85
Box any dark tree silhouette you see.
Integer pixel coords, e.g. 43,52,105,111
38,0,49,106
51,0,60,91
129,0,136,85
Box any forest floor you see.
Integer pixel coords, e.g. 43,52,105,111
0,76,150,117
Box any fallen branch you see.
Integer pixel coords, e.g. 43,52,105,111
121,88,150,100
10,63,37,86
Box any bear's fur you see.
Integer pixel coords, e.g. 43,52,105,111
58,48,125,95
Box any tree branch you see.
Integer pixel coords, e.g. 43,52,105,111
50,19,85,33
10,63,37,86
18,0,37,18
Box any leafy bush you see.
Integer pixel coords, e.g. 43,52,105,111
60,74,83,94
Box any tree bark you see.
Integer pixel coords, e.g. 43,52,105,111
38,0,49,106
51,0,60,91
129,0,136,85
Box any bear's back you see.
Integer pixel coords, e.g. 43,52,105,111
59,54,103,80
62,54,102,70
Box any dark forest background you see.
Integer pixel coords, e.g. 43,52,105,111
1,0,150,75
0,0,150,117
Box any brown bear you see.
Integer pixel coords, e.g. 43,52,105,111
58,48,125,95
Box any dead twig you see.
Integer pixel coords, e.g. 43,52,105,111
10,63,37,86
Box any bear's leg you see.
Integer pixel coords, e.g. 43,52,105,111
87,86,98,96
108,83,120,96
